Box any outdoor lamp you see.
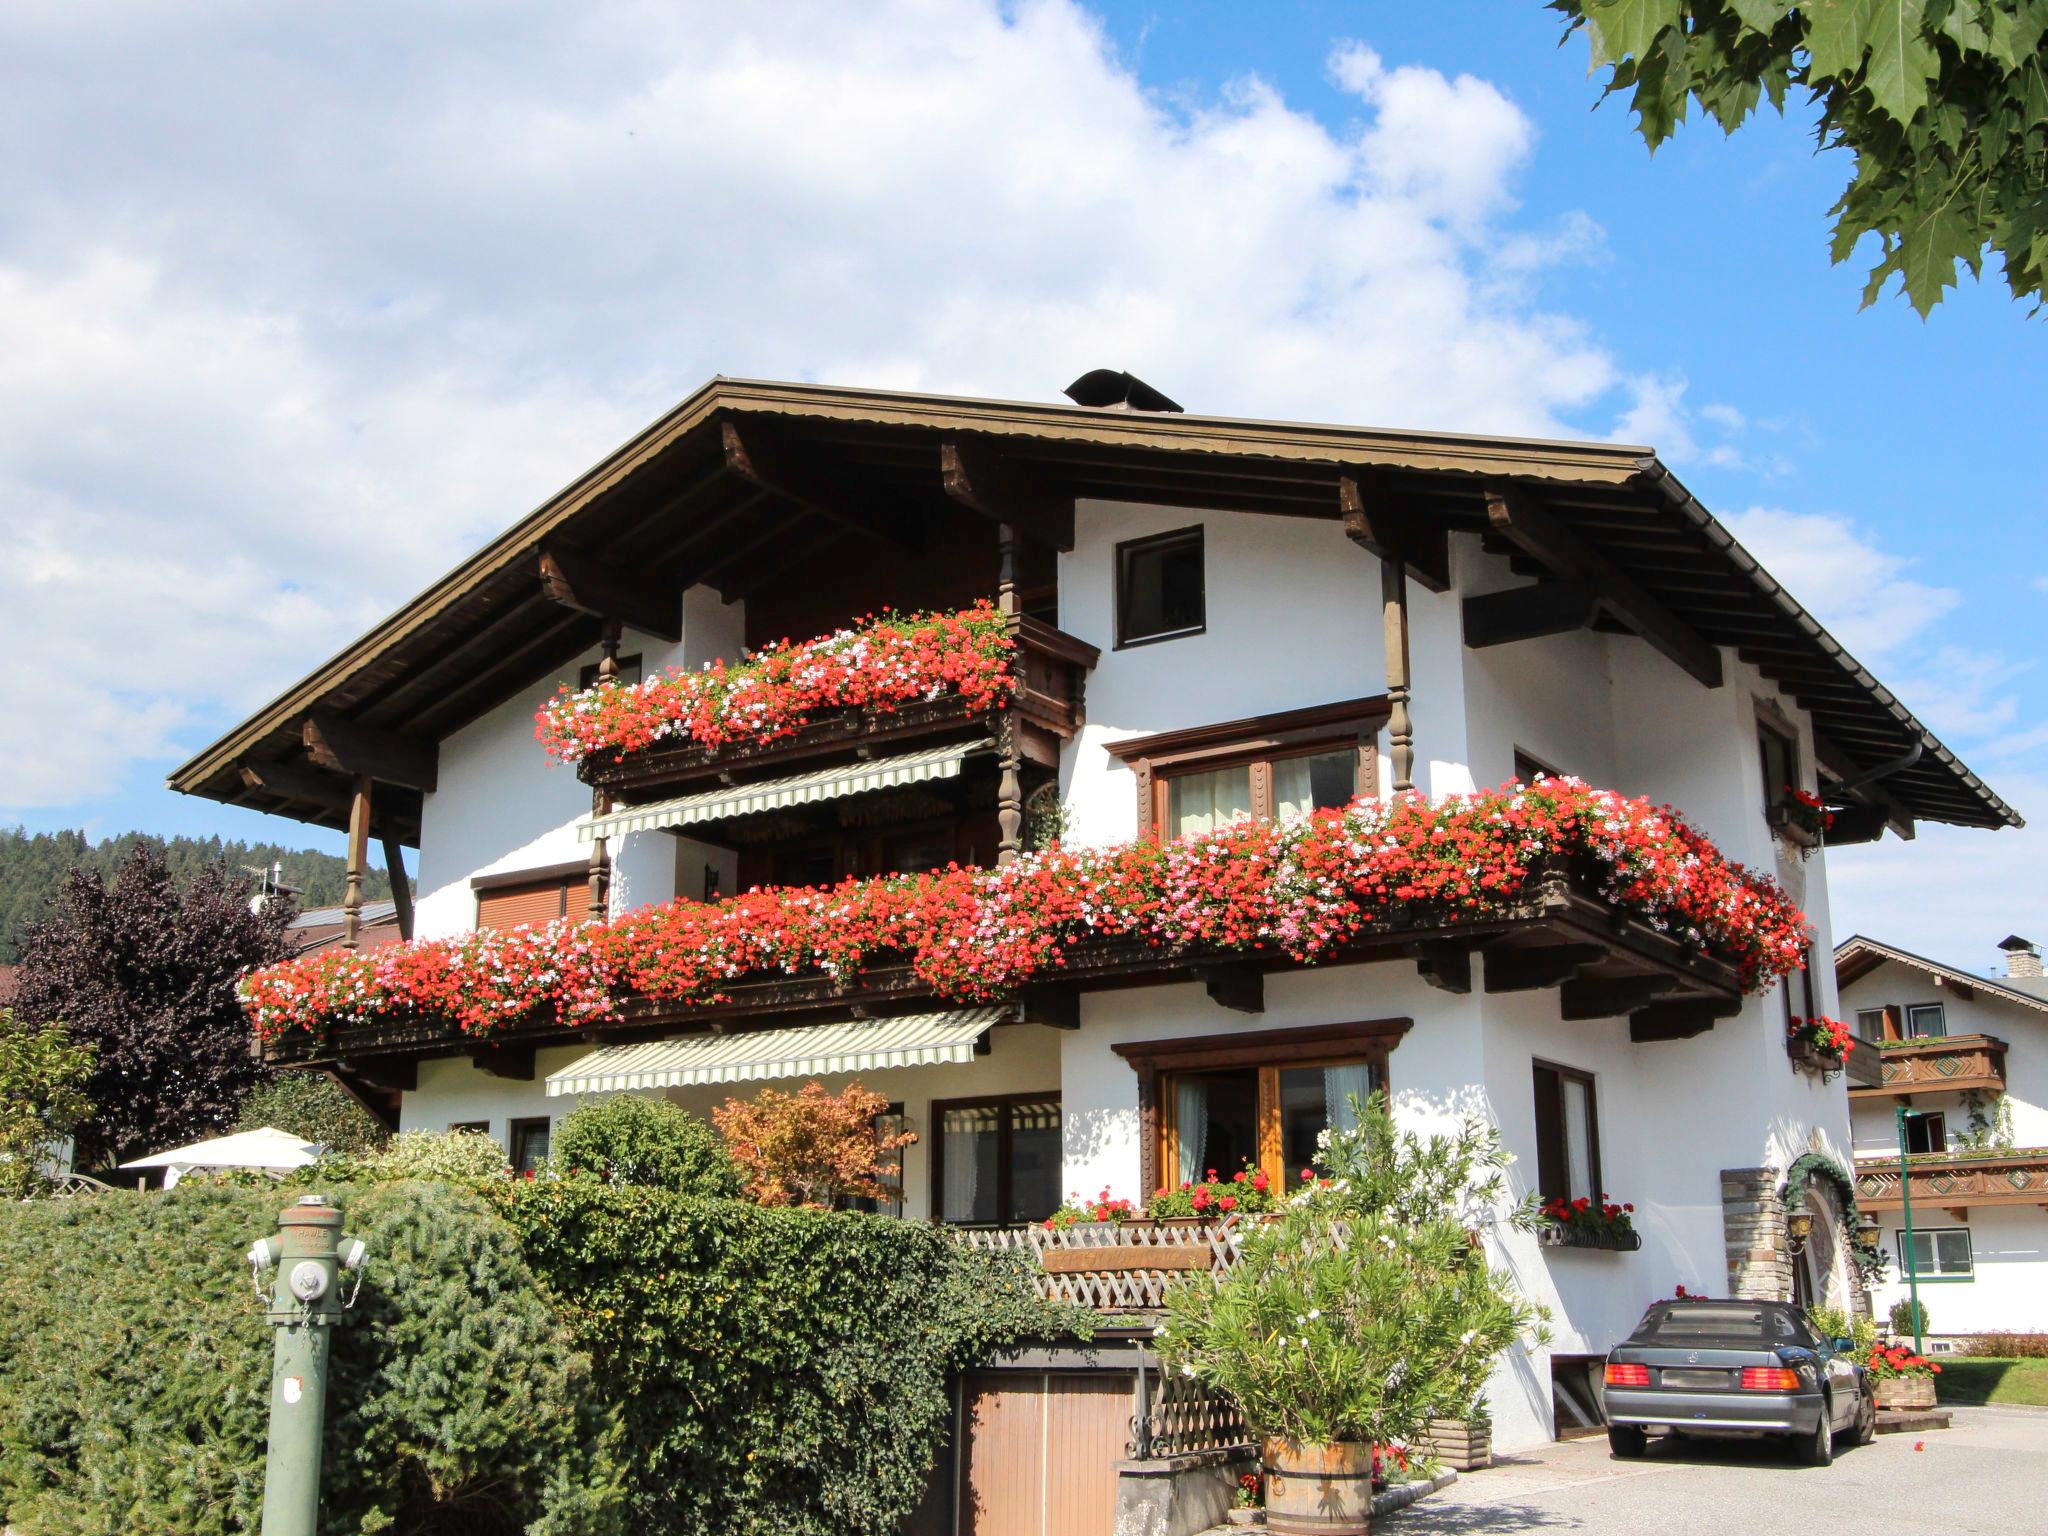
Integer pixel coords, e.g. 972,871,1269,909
1785,1208,1814,1252
1855,1211,1880,1249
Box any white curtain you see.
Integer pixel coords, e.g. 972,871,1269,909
1273,751,1351,821
1562,1078,1593,1201
942,1107,993,1222
1169,766,1252,837
1175,1078,1207,1185
1323,1064,1376,1139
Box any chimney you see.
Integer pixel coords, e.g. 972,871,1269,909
1998,934,2043,979
1063,369,1184,414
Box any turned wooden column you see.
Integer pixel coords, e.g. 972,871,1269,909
996,518,1020,618
342,774,372,950
586,619,622,921
1382,555,1414,793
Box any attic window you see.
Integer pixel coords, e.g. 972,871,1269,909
1116,526,1205,646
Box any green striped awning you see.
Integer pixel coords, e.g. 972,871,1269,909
543,1007,1012,1097
576,739,989,842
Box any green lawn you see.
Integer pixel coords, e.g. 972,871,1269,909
1930,1357,2048,1408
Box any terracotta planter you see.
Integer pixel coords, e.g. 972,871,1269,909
1263,1438,1373,1536
1873,1376,1937,1411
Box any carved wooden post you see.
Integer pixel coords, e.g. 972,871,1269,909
587,620,622,922
1382,555,1414,793
342,774,372,950
996,519,1020,618
997,715,1024,866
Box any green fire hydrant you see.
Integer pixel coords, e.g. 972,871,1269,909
248,1195,367,1536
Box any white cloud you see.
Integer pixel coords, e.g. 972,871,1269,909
0,0,1632,812
1720,507,1959,661
1611,374,1745,468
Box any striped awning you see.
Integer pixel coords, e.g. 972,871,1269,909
576,739,989,842
544,1007,1012,1097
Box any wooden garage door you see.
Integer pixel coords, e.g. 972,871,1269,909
959,1371,1127,1536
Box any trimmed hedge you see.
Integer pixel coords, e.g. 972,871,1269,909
493,1178,1076,1536
550,1095,741,1195
0,1182,620,1536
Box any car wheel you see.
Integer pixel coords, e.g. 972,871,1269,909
1608,1425,1647,1459
1801,1401,1835,1466
1852,1386,1877,1446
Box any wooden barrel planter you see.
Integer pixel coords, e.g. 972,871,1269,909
1262,1438,1374,1535
1873,1377,1937,1411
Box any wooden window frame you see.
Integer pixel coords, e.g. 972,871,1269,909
1755,702,1802,818
1902,1109,1947,1155
1783,945,1819,1032
1905,1002,1948,1039
509,1115,552,1173
1531,1059,1603,1208
927,1091,1063,1226
1112,1018,1411,1197
1513,747,1564,784
1854,1008,1888,1042
1114,524,1206,649
1106,698,1389,836
472,860,587,931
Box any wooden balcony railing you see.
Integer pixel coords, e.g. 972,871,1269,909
951,1220,1240,1312
1844,1034,1884,1090
578,615,1099,800
1848,1033,2008,1099
1853,1146,2048,1212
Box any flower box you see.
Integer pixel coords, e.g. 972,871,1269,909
1410,1417,1491,1471
1536,1225,1642,1252
1873,1377,1936,1411
1787,1036,1844,1076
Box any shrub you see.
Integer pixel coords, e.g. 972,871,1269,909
1808,1303,1878,1355
713,1080,916,1207
1157,1093,1547,1445
1961,1333,2048,1359
493,1176,1077,1535
0,1180,621,1536
234,1071,389,1158
1891,1297,1931,1338
323,1128,509,1185
0,1011,94,1199
552,1094,741,1194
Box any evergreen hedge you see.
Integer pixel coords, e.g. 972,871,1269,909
492,1178,1076,1536
0,1181,619,1536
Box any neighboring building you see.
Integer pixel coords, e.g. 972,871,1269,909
1837,933,2048,1338
286,899,405,956
0,963,17,1010
170,372,2017,1459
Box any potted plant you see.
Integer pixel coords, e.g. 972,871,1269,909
1226,1468,1262,1526
1768,787,1833,857
1786,1014,1853,1078
1146,1162,1280,1226
1042,1188,1139,1234
1866,1340,1942,1410
1537,1194,1640,1250
1157,1094,1547,1535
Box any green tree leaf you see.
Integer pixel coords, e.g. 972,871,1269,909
1585,0,1685,63
1862,0,1940,123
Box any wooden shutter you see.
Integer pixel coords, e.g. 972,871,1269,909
477,877,573,931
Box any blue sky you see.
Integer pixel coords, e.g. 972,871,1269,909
0,0,2039,964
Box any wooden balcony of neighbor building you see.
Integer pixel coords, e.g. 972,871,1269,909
1848,1033,2008,1100
1853,1145,2048,1214
1843,1034,1884,1090
577,614,1099,802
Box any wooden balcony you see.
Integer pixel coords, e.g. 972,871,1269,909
264,861,1745,1088
1848,1033,2008,1099
577,615,1099,800
1844,1034,1884,1090
1853,1147,2048,1213
952,1221,1236,1312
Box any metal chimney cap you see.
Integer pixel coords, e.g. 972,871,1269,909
1063,369,1184,414
1997,934,2039,952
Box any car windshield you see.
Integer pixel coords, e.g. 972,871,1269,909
1638,1304,1802,1343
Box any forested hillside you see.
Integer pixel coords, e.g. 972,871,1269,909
0,828,396,963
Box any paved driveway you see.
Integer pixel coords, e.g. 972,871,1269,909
1384,1407,2047,1535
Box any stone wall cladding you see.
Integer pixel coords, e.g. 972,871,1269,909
1721,1166,1793,1301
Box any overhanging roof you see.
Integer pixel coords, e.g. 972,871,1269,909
1833,935,2048,1016
168,375,2020,837
543,1006,1012,1096
577,739,988,842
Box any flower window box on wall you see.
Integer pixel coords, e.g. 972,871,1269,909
1535,1224,1642,1252
1105,697,1389,839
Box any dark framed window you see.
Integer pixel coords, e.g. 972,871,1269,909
473,860,589,932
1757,715,1799,816
930,1094,1061,1225
509,1116,552,1173
448,1120,489,1134
1903,1110,1947,1155
1106,699,1386,838
1898,1226,1973,1280
1115,526,1205,647
1532,1061,1602,1207
1783,945,1818,1032
1906,1002,1947,1039
1854,1008,1888,1042
579,654,643,690
1513,748,1564,784
852,1103,908,1218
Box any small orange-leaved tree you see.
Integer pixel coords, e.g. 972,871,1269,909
713,1080,917,1208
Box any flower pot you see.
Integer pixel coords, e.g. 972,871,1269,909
1411,1417,1491,1471
1873,1377,1936,1411
1786,1037,1843,1076
1263,1438,1373,1536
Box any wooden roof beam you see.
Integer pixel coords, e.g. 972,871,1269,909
1339,469,1450,592
720,415,922,551
1484,486,1723,689
939,439,1076,551
303,710,439,794
538,545,683,642
1462,581,1599,649
240,760,352,812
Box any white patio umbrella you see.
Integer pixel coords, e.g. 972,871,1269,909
120,1126,323,1189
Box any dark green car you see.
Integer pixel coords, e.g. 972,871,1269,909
1601,1298,1876,1465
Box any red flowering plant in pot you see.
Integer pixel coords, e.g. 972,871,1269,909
1538,1194,1637,1249
1044,1189,1139,1230
1770,787,1834,858
1787,1014,1854,1076
1147,1163,1280,1223
533,601,1016,766
1866,1341,1942,1410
